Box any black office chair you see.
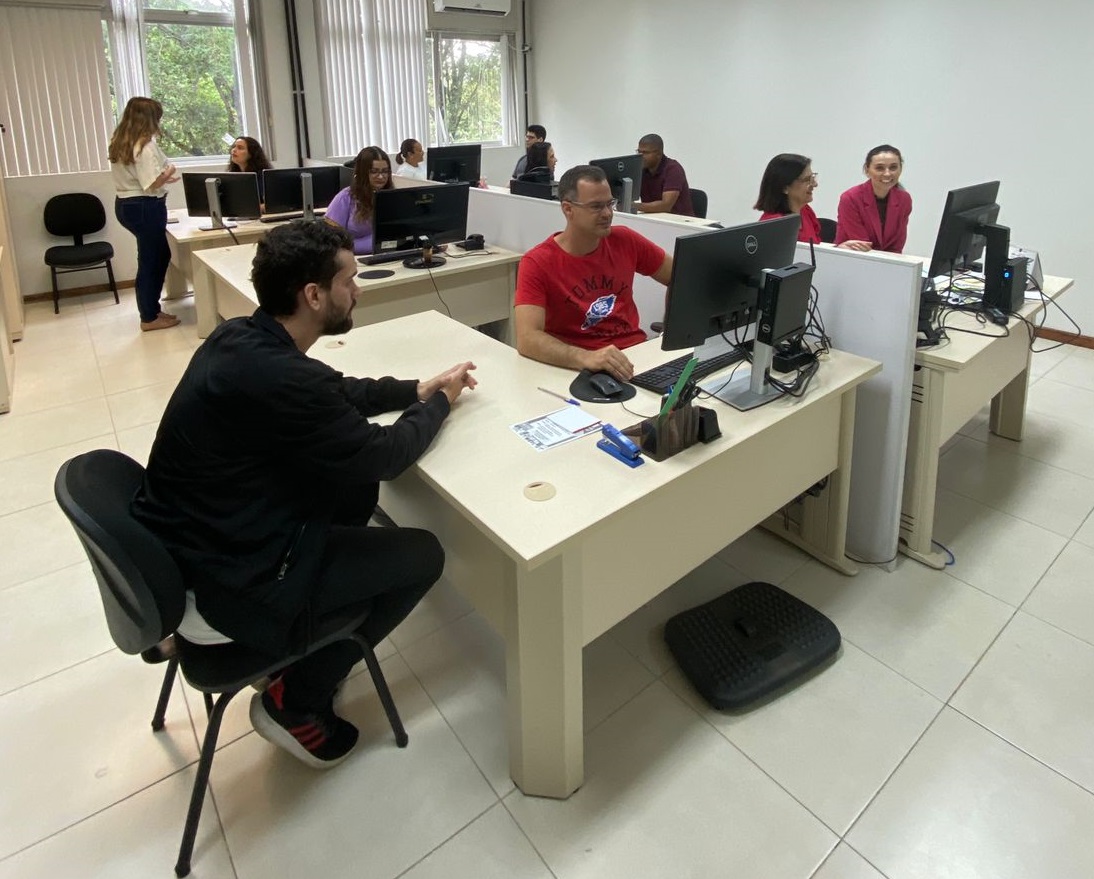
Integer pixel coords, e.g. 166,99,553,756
43,193,119,315
54,449,408,878
690,188,708,219
818,217,837,244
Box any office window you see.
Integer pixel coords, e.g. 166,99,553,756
427,33,517,146
104,0,262,160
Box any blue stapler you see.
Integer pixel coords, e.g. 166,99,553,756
597,424,643,468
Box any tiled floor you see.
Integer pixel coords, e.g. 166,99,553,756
1,290,1093,878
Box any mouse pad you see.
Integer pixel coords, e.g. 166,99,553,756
569,369,637,404
358,269,395,280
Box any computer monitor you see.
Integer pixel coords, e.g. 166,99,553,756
661,215,801,351
509,179,557,201
927,181,1004,279
426,144,482,184
589,154,644,214
182,172,261,230
262,166,345,217
372,183,470,268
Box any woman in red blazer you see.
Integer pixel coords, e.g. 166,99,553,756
836,145,912,253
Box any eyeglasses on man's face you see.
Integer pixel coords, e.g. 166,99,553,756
566,198,618,213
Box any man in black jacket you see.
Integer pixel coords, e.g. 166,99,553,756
134,220,477,767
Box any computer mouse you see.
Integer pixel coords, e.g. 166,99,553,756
589,372,624,397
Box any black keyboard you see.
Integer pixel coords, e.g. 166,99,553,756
631,347,748,394
259,209,327,224
360,245,448,266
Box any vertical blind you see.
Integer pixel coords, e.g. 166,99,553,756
316,0,430,156
0,6,112,177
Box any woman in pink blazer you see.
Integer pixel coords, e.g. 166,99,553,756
836,145,912,253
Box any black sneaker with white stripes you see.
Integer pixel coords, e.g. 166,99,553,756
249,677,359,769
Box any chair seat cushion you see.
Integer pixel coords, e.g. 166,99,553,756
44,242,114,268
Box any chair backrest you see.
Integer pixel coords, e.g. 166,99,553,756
690,188,708,219
54,450,186,655
43,193,107,245
818,217,837,244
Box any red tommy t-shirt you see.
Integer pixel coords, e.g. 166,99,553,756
515,225,665,351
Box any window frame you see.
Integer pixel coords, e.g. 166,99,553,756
426,30,517,149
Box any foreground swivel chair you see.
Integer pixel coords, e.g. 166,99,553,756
54,449,407,878
42,193,119,314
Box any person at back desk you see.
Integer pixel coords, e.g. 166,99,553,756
324,146,393,255
515,164,673,382
517,141,557,184
835,144,912,253
635,133,695,216
513,124,547,177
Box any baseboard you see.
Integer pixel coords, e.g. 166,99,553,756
1036,328,1094,350
23,279,134,305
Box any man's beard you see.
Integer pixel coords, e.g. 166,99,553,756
322,304,353,336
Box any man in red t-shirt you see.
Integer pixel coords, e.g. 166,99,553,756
514,165,673,381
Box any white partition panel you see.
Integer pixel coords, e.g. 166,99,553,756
797,244,921,565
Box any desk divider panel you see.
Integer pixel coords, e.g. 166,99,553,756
795,244,920,565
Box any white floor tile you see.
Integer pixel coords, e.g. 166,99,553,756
114,422,160,467
664,640,941,834
388,576,474,650
1022,541,1094,646
779,558,1014,700
105,380,179,432
1034,346,1094,392
9,347,106,416
0,562,114,695
0,766,235,879
952,611,1094,792
1028,342,1074,380
1071,508,1094,550
97,346,195,396
937,436,1094,537
715,526,812,586
848,708,1094,879
0,651,199,860
959,410,1094,480
811,843,887,879
0,398,114,464
0,435,117,519
932,489,1067,606
582,632,657,732
211,654,497,879
400,803,552,879
0,502,89,591
506,682,836,879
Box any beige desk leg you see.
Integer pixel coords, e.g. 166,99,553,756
165,240,190,299
500,263,517,348
988,360,1030,441
192,259,218,339
899,367,947,568
505,551,584,799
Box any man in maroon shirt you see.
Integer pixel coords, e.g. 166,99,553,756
636,134,695,216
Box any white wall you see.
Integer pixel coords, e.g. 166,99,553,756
528,0,1089,331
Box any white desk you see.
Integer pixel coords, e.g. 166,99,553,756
899,276,1074,567
190,243,520,340
165,211,272,299
315,311,880,798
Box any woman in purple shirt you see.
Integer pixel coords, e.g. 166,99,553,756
324,146,394,254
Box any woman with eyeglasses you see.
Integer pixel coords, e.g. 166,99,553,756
835,144,912,253
324,146,394,254
754,153,870,249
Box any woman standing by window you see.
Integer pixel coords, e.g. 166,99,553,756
108,97,180,332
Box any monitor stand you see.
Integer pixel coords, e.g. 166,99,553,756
199,179,236,231
403,244,446,270
300,172,315,222
619,177,636,214
705,340,781,411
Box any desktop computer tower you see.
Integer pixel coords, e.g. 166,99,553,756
983,256,1027,313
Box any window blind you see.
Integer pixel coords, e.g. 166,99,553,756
0,5,112,176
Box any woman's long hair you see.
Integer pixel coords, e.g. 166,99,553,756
349,146,394,223
108,97,163,165
227,136,272,174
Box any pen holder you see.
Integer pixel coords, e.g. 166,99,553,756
624,404,701,462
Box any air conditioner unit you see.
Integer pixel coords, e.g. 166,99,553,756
434,0,511,15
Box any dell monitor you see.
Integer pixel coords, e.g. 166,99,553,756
372,182,470,268
262,166,345,218
927,181,1004,279
182,172,261,230
426,144,482,184
589,154,644,214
